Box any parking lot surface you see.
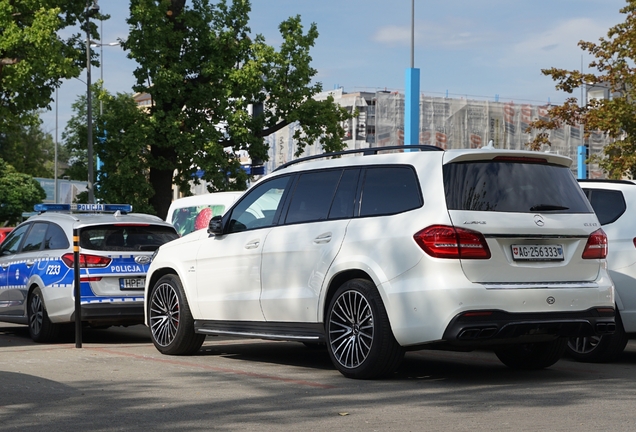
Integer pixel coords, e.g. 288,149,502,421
2,324,636,431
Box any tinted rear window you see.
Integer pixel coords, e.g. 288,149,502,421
444,160,593,213
582,188,626,225
359,166,422,217
285,170,342,224
80,225,178,252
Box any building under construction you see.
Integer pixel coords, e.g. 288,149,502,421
262,88,611,179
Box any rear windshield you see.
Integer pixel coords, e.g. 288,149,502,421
443,160,593,213
80,225,178,252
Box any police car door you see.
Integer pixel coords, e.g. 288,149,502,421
0,223,30,316
6,222,50,316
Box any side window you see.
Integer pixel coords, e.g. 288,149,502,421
0,224,30,256
285,170,342,224
583,188,626,225
22,222,49,252
228,176,290,233
359,166,422,217
328,169,360,220
43,223,70,250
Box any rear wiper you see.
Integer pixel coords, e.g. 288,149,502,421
529,204,570,211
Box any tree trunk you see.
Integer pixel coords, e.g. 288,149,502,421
148,145,178,220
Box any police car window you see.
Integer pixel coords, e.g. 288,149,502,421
228,176,290,233
80,225,179,252
44,223,69,250
22,222,49,252
0,224,30,256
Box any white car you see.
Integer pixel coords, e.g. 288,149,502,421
144,146,615,379
567,179,636,362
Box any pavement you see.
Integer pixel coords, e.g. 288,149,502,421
2,323,636,431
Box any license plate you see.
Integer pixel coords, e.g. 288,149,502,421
511,244,564,261
120,278,146,290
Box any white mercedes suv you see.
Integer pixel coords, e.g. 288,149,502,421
144,146,615,379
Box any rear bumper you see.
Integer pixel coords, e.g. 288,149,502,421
440,307,615,348
70,303,144,325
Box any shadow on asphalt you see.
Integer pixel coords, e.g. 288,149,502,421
0,323,151,347
191,337,636,383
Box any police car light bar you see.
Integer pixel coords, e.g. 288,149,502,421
34,203,133,213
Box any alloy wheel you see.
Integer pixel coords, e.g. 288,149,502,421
328,290,374,369
29,294,43,336
149,282,180,347
569,335,601,354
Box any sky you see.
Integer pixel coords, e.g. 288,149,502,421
39,0,628,139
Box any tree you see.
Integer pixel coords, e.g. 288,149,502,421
62,82,155,211
121,0,351,219
0,123,59,178
527,0,636,178
0,1,101,132
0,159,46,225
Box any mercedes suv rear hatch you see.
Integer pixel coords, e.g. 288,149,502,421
441,153,604,284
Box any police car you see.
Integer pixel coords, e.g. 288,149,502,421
0,203,179,342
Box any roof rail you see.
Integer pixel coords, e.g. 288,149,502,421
577,179,636,185
274,145,443,172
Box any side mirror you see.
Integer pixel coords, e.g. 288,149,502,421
208,215,224,236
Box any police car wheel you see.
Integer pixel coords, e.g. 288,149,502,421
148,274,205,355
28,287,61,343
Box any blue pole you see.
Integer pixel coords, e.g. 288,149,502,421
577,145,587,179
405,68,420,146
404,0,419,148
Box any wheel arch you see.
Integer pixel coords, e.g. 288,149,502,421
321,269,374,324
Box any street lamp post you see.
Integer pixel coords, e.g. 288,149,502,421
85,0,99,204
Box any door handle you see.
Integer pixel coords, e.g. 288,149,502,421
313,233,332,244
26,260,35,267
1,263,8,269
245,240,260,249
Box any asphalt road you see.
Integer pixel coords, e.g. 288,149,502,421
1,323,636,431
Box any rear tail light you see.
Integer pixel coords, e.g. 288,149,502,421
62,253,112,268
414,225,491,259
582,228,608,259
81,277,103,282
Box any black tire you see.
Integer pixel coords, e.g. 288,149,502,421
28,287,61,343
566,311,629,363
326,278,404,379
495,338,567,370
148,274,205,355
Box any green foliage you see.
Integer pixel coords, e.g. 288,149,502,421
0,1,99,133
122,0,351,218
0,122,59,178
0,159,46,225
527,0,636,178
62,83,155,213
